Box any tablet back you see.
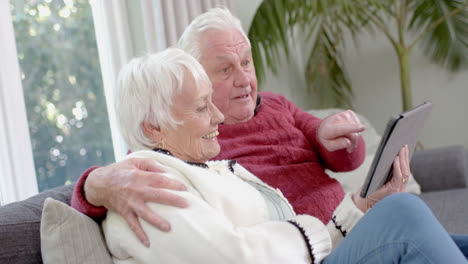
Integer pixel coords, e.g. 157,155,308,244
360,101,433,197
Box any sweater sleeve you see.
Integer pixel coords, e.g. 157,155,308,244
70,166,108,220
103,174,331,264
326,193,364,249
289,215,333,263
275,93,365,172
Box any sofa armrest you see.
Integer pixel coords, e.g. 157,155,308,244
410,145,468,192
0,184,74,264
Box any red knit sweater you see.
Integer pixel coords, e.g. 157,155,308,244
214,92,365,223
71,91,365,223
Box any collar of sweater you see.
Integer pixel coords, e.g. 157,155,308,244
152,148,208,169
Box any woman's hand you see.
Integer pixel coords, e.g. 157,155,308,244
353,145,411,213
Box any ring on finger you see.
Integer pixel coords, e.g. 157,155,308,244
402,178,408,184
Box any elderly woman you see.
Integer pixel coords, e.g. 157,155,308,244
102,48,466,264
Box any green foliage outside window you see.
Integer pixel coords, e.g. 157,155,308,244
11,0,114,191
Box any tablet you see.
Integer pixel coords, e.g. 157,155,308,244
360,101,433,198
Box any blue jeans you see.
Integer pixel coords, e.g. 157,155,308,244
452,234,468,259
323,193,467,263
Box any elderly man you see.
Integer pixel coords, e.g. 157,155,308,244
71,8,408,247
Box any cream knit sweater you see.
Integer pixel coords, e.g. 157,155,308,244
103,150,363,264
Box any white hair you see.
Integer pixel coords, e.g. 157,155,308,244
177,7,250,60
115,48,211,151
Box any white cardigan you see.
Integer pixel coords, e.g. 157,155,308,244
102,150,363,264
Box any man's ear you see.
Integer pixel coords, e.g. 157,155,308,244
141,121,163,142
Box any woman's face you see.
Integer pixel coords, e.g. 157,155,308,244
156,72,224,163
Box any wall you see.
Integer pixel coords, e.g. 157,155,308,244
234,0,320,109
235,1,468,149
127,1,468,149
345,31,468,149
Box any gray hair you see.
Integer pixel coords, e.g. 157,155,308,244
115,48,211,151
177,7,250,60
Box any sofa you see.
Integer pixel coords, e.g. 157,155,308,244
1,112,468,263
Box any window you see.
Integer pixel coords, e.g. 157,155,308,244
9,0,114,192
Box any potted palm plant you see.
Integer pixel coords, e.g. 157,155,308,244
248,0,468,111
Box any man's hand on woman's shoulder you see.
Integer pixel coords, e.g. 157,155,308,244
84,157,189,247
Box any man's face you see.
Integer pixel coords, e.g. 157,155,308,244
199,28,258,125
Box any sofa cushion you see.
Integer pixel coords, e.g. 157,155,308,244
411,145,467,192
0,184,74,264
420,188,468,234
40,198,112,264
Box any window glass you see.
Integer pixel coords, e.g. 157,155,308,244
10,0,114,191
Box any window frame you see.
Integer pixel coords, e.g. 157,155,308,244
0,0,130,204
0,0,38,204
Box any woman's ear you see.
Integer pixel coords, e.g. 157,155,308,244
141,121,163,142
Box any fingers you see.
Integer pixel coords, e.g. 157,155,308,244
348,110,361,124
141,187,189,208
389,145,410,191
346,111,362,151
125,212,150,247
123,189,186,247
323,123,365,140
320,125,363,152
391,154,403,188
318,110,365,152
142,170,187,191
399,145,410,193
134,202,171,233
362,145,411,211
323,137,352,152
400,145,411,179
131,158,187,191
88,157,191,249
130,157,165,173
346,133,359,153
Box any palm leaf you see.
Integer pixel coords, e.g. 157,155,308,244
249,0,341,84
409,0,468,71
248,0,383,108
248,0,292,85
305,19,353,109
